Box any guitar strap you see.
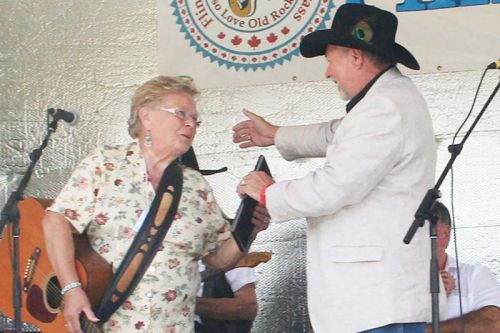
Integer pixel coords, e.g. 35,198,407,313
95,161,183,323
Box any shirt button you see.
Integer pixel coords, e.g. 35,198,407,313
146,292,153,298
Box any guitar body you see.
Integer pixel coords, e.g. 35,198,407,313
0,198,113,333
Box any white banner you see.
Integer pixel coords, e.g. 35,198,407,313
158,0,500,88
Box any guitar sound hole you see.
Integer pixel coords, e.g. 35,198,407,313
46,276,62,309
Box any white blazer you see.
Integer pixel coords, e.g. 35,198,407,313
267,68,446,332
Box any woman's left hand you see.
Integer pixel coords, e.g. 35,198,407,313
252,204,271,234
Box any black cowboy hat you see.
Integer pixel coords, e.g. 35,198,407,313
300,3,419,70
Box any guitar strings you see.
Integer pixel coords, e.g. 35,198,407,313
27,261,103,332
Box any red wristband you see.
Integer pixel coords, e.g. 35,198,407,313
259,184,270,207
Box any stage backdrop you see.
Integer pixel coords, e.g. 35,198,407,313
158,0,500,88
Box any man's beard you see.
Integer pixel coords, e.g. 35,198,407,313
337,85,351,101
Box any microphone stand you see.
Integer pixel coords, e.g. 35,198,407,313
403,75,500,333
0,115,60,333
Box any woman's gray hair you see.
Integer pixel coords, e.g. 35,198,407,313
128,76,199,138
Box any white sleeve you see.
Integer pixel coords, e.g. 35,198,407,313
470,264,500,309
275,120,342,161
224,267,257,292
268,97,404,222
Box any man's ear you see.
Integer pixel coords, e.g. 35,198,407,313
351,49,364,68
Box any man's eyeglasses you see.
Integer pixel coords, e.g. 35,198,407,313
160,107,201,127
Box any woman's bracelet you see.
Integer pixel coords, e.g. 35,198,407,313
60,281,82,295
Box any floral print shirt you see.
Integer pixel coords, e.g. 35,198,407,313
48,141,231,333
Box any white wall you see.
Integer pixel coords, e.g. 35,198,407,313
1,1,499,332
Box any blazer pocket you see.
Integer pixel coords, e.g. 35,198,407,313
330,246,384,263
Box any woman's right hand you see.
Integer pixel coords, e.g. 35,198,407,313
63,288,99,333
232,109,279,148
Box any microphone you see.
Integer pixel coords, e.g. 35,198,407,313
487,59,500,70
47,108,80,126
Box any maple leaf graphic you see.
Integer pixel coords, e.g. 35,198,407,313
231,35,242,46
266,33,278,43
247,35,261,48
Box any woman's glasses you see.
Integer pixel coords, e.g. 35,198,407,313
175,75,194,82
160,107,201,127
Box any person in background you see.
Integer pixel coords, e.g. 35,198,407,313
424,201,500,333
42,76,269,333
233,3,441,332
194,263,257,333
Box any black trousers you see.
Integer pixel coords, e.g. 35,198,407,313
194,321,206,333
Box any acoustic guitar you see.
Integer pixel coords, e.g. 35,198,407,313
0,198,271,332
0,198,113,333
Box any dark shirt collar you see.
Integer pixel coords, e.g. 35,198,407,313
345,65,394,113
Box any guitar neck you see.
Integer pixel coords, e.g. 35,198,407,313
200,251,272,282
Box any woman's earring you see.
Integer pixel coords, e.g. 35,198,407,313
144,130,153,147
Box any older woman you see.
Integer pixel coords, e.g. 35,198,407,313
42,76,268,333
